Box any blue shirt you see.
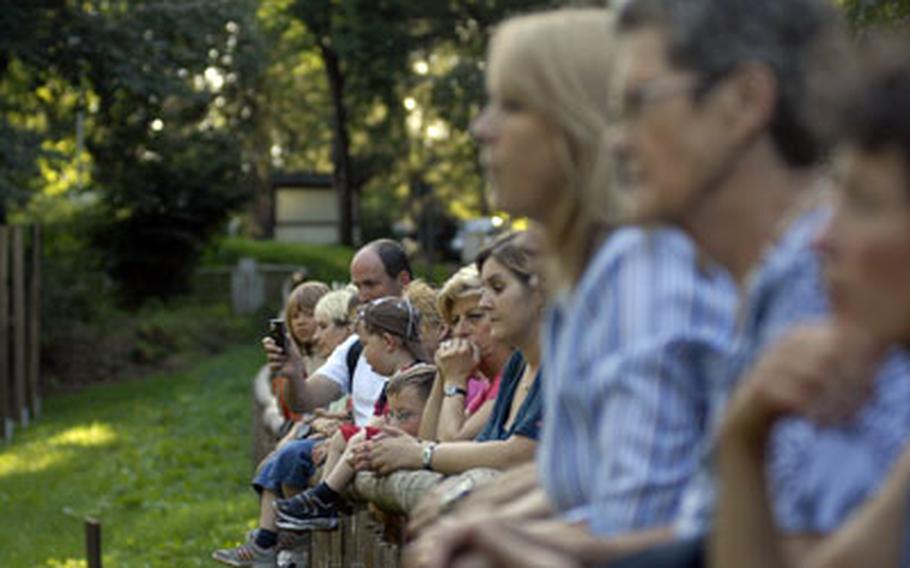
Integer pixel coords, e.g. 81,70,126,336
538,226,738,536
476,351,543,442
675,206,910,539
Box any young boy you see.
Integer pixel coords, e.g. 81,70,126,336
274,364,437,530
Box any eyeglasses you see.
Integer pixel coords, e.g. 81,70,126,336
387,409,419,422
613,74,700,125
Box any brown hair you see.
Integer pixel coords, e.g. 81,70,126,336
839,34,910,193
358,297,428,362
284,281,330,348
475,231,542,289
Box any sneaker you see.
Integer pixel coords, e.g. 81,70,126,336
273,489,339,531
212,531,278,567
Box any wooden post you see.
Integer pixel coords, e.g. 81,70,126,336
27,225,41,420
85,517,102,568
0,227,9,442
12,226,26,428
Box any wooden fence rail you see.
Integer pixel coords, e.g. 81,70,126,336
0,225,42,443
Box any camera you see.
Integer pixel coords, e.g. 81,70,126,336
268,318,287,351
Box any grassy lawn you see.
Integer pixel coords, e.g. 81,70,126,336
0,344,265,567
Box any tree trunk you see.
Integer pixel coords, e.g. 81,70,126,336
320,41,355,246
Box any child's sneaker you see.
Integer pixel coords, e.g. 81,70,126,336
212,530,278,567
274,489,339,531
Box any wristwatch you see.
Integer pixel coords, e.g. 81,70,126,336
443,384,468,398
422,442,437,470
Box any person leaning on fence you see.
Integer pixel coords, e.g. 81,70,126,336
413,2,910,567
263,238,412,427
304,285,358,442
334,231,545,520
406,8,737,566
418,264,512,443
274,296,429,530
273,364,437,532
714,35,910,568
271,280,330,424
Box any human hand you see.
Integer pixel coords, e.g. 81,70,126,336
311,440,327,466
361,429,423,475
405,518,580,568
311,417,341,438
723,321,884,446
435,339,480,387
262,336,305,379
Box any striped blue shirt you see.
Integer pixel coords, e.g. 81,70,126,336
675,206,910,540
538,226,738,536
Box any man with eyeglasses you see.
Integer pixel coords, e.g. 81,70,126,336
408,1,910,567
265,238,412,426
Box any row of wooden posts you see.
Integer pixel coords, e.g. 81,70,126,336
307,508,403,568
0,225,42,443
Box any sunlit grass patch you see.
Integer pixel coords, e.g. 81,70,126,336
0,344,264,567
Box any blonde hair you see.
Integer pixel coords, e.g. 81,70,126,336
488,9,619,292
387,363,437,402
405,279,443,331
436,265,482,326
314,285,356,327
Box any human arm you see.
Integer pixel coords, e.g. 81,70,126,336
405,517,582,568
365,432,536,476
280,335,367,413
432,339,482,442
417,371,445,441
407,462,549,537
407,515,672,568
712,324,884,568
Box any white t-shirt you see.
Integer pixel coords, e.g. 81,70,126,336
315,334,387,426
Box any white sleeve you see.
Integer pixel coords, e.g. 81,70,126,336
313,334,359,394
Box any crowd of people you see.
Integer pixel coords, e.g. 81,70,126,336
213,1,910,566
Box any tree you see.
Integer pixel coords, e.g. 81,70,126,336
0,0,269,303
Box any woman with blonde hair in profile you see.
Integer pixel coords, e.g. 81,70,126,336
408,7,736,567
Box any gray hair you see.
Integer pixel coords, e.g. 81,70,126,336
617,0,842,167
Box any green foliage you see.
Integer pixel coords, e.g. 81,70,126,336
0,345,264,567
1,0,269,303
204,236,355,283
840,0,910,30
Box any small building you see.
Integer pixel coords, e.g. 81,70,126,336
269,172,360,245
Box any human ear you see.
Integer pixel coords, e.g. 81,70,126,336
382,331,398,352
717,63,777,143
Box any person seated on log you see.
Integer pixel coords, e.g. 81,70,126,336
418,265,512,443
272,363,437,531
340,232,545,514
273,296,428,524
299,286,358,442
271,281,331,425
214,294,427,567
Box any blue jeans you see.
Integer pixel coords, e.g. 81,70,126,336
252,438,319,497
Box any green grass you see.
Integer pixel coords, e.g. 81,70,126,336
204,237,355,283
0,344,266,567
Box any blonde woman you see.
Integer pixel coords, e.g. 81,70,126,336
409,7,737,566
418,265,512,443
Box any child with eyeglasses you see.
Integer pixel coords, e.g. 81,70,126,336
274,364,437,531
273,297,431,530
